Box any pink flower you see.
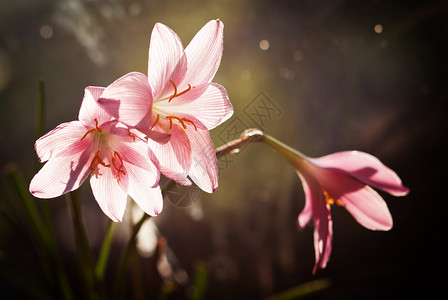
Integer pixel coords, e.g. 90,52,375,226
29,87,163,222
98,19,233,193
262,135,409,274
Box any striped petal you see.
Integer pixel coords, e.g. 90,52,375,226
30,150,93,198
90,166,128,222
125,162,164,216
78,86,112,127
148,23,187,99
156,83,232,130
185,124,219,193
35,121,89,162
98,72,153,129
309,151,409,196
182,19,224,86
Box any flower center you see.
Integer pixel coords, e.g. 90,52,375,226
81,118,102,141
149,80,199,132
81,119,127,183
89,150,126,183
323,190,342,206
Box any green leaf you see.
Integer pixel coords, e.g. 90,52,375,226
264,279,331,300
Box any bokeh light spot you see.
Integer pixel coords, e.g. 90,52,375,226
279,68,294,80
40,25,54,39
240,70,251,81
374,24,383,34
259,39,270,50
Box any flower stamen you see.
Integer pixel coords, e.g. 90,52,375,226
323,190,343,206
166,116,197,131
168,80,191,102
150,114,160,130
94,118,102,132
112,151,126,176
89,150,110,176
81,118,102,140
81,129,95,141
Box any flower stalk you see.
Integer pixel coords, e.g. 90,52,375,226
66,190,99,299
95,220,117,281
215,128,264,158
6,164,74,299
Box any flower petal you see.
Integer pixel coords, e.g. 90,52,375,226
108,133,159,183
312,197,333,274
182,19,224,86
90,166,128,222
30,150,93,198
338,185,393,231
148,23,187,98
98,72,153,129
310,151,409,196
185,125,218,193
320,170,394,231
155,83,233,130
296,171,333,274
124,163,163,216
147,125,192,186
296,172,315,229
35,121,89,162
78,86,112,127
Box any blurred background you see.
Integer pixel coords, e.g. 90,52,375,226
1,0,447,299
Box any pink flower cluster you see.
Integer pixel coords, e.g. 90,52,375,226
30,20,233,222
29,19,409,274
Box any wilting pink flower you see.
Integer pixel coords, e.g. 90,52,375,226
29,87,163,222
98,19,233,193
262,135,409,274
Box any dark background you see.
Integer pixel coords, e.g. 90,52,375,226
1,0,447,299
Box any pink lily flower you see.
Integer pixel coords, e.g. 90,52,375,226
29,87,163,222
262,135,409,274
98,19,233,193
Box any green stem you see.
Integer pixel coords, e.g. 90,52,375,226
261,134,308,169
191,261,208,300
66,190,99,299
35,79,57,237
6,164,74,299
112,212,150,299
215,128,264,158
34,80,74,298
264,279,331,300
95,220,117,280
6,164,48,242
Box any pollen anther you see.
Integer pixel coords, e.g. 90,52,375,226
323,190,342,206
